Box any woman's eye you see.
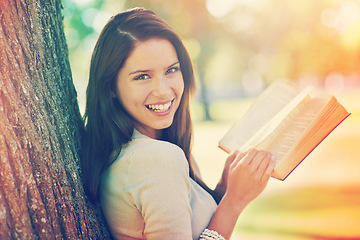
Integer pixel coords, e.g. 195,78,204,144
166,66,180,75
134,74,150,81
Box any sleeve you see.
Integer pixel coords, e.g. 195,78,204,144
126,141,193,240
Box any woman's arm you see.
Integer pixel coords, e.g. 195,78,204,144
206,149,276,239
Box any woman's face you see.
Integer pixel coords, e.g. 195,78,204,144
116,38,184,139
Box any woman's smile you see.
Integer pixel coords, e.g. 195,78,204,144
146,99,173,113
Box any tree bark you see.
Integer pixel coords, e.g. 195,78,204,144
0,0,110,239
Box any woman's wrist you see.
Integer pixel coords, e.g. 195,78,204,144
207,193,246,239
220,192,248,216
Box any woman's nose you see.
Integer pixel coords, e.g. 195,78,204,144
152,76,171,96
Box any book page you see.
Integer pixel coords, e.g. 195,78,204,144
237,90,313,152
258,97,323,165
219,81,301,152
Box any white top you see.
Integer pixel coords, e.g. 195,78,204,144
100,130,217,240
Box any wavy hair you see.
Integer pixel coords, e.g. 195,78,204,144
81,8,215,202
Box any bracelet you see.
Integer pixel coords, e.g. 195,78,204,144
199,228,226,240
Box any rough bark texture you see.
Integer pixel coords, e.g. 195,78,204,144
0,0,110,239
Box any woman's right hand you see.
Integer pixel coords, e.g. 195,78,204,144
206,149,276,239
223,149,276,210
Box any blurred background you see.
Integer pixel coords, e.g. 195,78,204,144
62,0,360,239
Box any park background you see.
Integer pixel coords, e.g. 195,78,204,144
62,0,360,239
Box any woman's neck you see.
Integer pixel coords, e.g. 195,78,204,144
135,125,162,140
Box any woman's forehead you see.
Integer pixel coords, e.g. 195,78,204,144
123,38,179,70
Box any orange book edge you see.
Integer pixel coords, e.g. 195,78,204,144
272,112,351,181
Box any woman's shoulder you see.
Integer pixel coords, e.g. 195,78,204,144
135,137,183,153
109,137,189,177
130,138,187,167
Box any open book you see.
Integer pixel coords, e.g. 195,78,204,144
218,80,350,180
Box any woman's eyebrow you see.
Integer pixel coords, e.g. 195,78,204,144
129,62,180,76
129,69,150,76
167,61,180,68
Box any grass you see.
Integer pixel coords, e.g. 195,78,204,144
191,89,360,240
235,186,360,239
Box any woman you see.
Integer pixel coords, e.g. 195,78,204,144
81,7,276,240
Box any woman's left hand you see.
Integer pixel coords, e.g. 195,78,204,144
214,150,246,199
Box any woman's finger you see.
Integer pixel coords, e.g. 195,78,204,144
230,151,247,168
253,152,272,180
248,150,268,171
261,156,276,182
241,149,258,165
226,150,240,164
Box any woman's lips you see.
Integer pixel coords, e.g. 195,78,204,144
146,100,174,113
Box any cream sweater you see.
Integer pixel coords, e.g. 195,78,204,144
100,130,217,240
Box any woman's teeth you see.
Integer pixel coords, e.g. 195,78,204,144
147,102,172,112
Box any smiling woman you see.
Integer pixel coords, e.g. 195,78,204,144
81,7,275,240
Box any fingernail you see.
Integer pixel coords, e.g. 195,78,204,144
271,155,276,161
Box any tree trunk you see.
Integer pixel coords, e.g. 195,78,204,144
0,0,110,239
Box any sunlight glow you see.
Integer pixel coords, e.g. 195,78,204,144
227,11,254,32
183,38,201,60
321,1,360,33
241,69,264,96
81,8,99,28
325,73,345,91
206,0,237,18
92,11,112,33
72,0,94,6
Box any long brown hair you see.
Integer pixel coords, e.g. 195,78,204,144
82,8,215,203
